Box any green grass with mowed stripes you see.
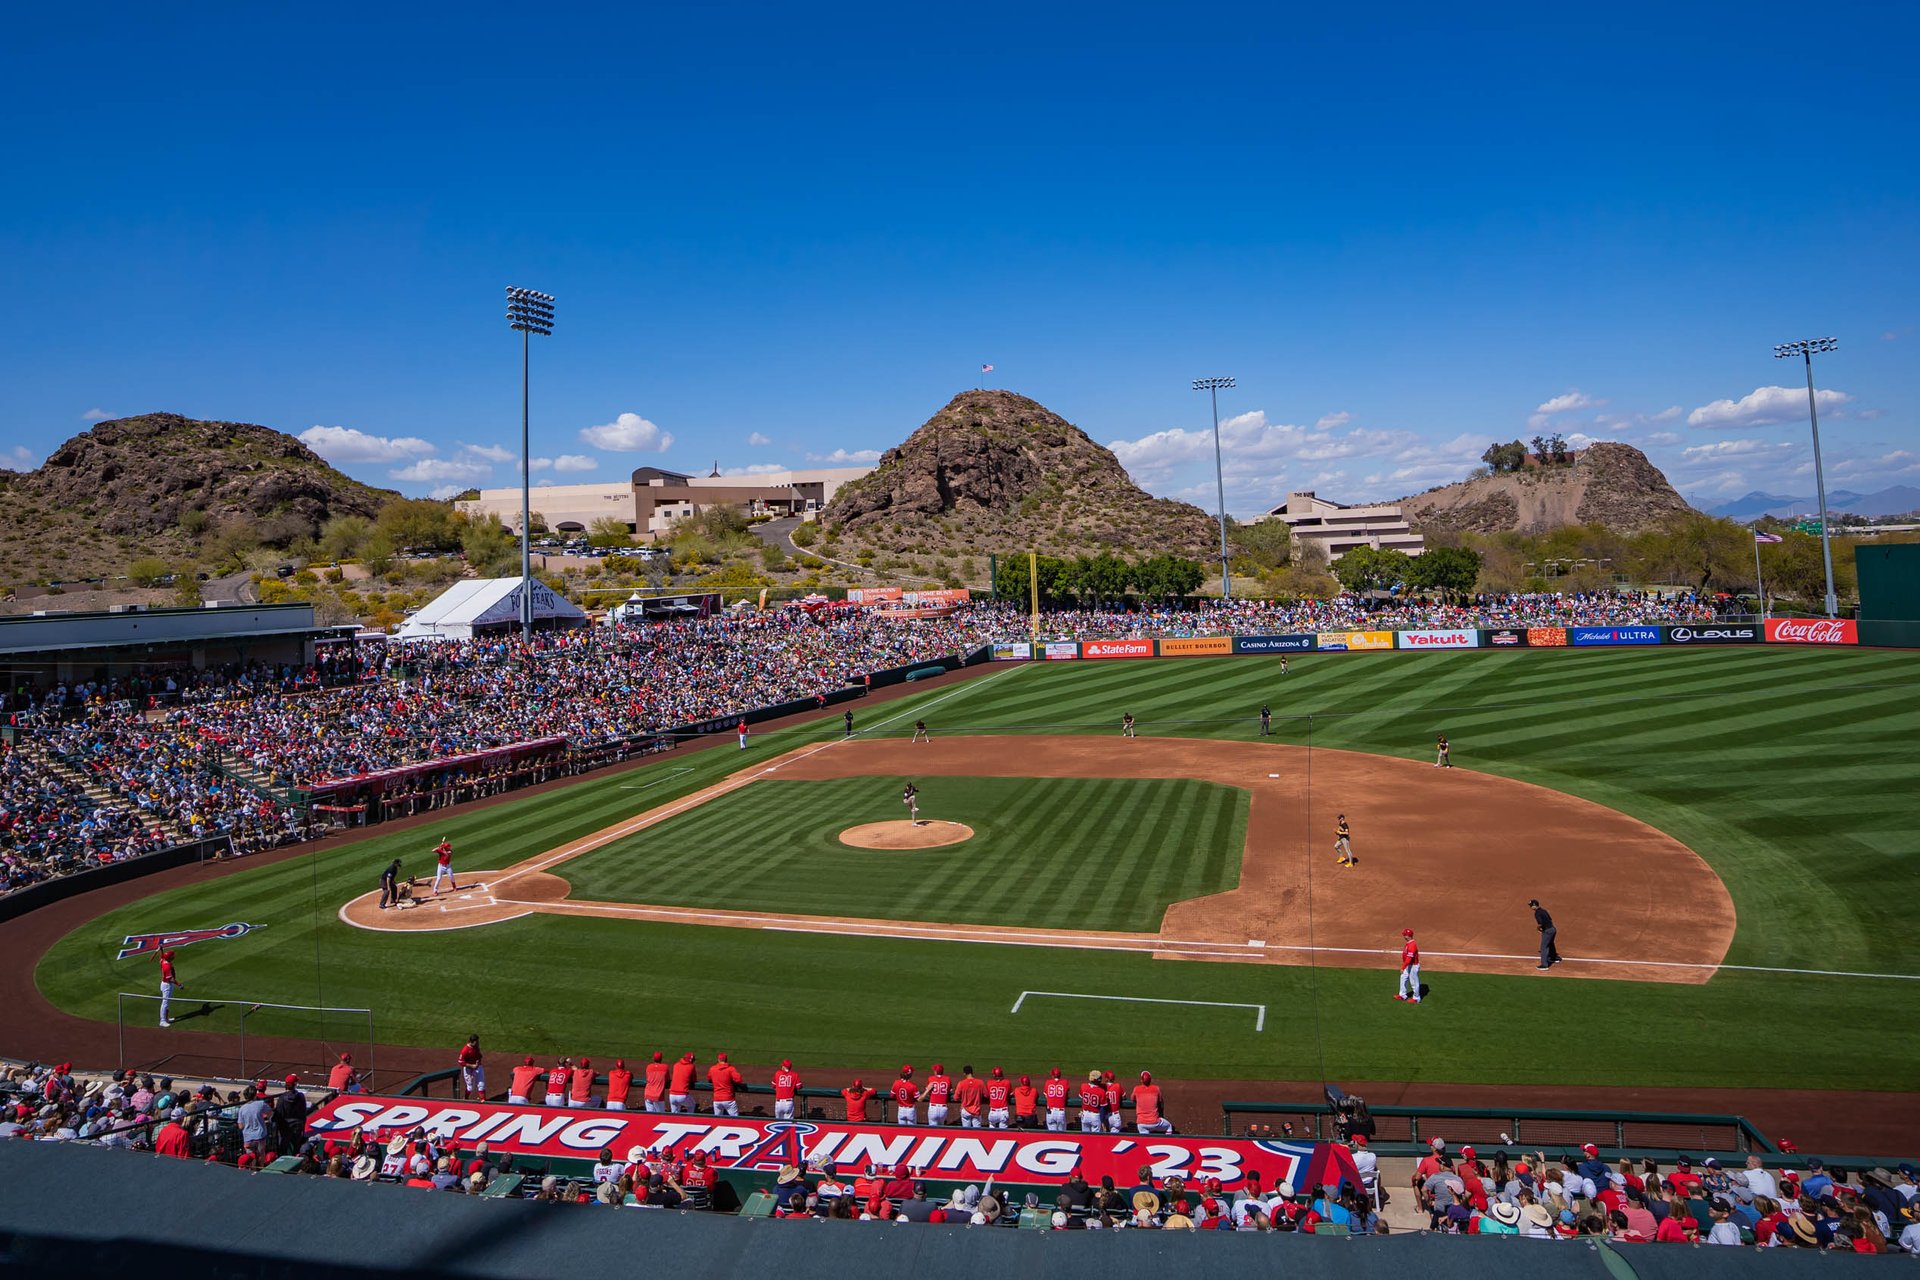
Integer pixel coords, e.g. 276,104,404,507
35,645,1920,1092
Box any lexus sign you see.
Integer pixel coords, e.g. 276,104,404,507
1664,624,1761,645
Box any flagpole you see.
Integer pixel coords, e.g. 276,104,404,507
1753,536,1766,620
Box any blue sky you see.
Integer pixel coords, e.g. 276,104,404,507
2,2,1914,517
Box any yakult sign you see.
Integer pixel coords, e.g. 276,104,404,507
1764,618,1857,646
1397,629,1479,651
306,1097,1359,1193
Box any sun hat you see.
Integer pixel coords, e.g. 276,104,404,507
1490,1201,1522,1225
1521,1203,1555,1228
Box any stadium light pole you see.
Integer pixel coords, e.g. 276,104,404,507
1192,377,1236,599
1774,337,1839,618
507,287,556,643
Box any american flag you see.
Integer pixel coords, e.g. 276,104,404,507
1754,532,1784,544
981,363,993,374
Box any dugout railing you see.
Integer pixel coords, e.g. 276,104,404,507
1220,1099,1776,1157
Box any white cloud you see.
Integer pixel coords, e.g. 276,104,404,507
81,408,111,422
1314,411,1352,430
806,448,882,464
1680,439,1782,462
1652,405,1684,422
1686,385,1851,428
302,425,437,464
553,454,598,473
389,458,492,483
460,443,515,464
747,431,772,446
720,463,789,475
521,457,552,473
1528,390,1606,430
579,412,673,452
3,444,37,470
1642,431,1680,446
427,484,468,500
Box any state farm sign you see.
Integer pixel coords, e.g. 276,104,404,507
1081,639,1155,660
1764,618,1857,645
1397,629,1479,650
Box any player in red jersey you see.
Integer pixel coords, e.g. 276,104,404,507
644,1052,670,1113
1132,1071,1172,1135
1012,1075,1039,1129
158,950,179,1027
771,1059,802,1120
708,1053,744,1117
923,1063,952,1126
984,1067,1012,1130
457,1034,485,1100
890,1066,919,1126
605,1058,633,1111
327,1053,360,1093
1397,928,1422,1003
508,1056,540,1104
1078,1071,1106,1132
543,1058,572,1107
1103,1071,1125,1133
569,1058,597,1108
668,1053,698,1114
1042,1068,1071,1132
842,1078,877,1122
954,1066,985,1129
430,838,459,895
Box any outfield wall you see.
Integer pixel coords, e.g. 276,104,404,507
989,619,1872,660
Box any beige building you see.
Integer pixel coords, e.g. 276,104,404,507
1262,491,1426,560
456,464,872,538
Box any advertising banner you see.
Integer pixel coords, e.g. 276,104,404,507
1229,634,1314,655
1318,630,1392,652
845,587,904,605
1158,636,1235,657
307,1096,1360,1195
1082,639,1156,660
1528,627,1569,647
1396,629,1479,651
989,641,1032,662
1042,641,1081,661
1764,618,1858,646
1570,626,1662,647
1484,628,1528,648
1663,623,1762,645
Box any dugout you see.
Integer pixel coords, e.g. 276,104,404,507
1854,542,1920,647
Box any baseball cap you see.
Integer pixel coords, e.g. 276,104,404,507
781,1059,792,1069
613,1058,625,1069
1403,928,1415,938
1139,1070,1152,1083
1583,1143,1598,1155
1461,1145,1475,1158
991,1067,1003,1078
901,1064,912,1076
579,1057,591,1069
931,1063,943,1074
1049,1067,1061,1078
1019,1075,1030,1085
284,1075,298,1087
652,1052,664,1062
717,1052,728,1062
523,1055,534,1065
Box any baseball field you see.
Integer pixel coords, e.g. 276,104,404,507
31,644,1920,1093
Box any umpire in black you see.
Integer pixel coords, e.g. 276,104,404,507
1529,899,1561,969
380,858,402,909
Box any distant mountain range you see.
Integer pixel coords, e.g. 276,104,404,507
1705,486,1920,522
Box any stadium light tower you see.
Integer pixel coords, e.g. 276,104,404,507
1192,377,1236,599
1773,336,1839,618
507,287,556,642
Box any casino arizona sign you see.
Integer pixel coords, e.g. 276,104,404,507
308,1097,1361,1194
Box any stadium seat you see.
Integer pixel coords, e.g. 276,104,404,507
738,1190,778,1218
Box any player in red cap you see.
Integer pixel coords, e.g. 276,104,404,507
954,1066,985,1129
708,1053,743,1117
569,1057,597,1108
644,1052,670,1113
158,949,179,1027
668,1052,698,1113
923,1063,952,1126
1132,1070,1173,1135
542,1057,572,1107
890,1066,919,1126
984,1067,1012,1130
1042,1068,1070,1132
1102,1070,1125,1133
327,1053,359,1093
508,1056,540,1105
841,1077,877,1122
771,1059,801,1120
605,1058,633,1111
457,1033,485,1101
1012,1075,1039,1128
430,837,459,895
1078,1071,1106,1132
1397,928,1422,1003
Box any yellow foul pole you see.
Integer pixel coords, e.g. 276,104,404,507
1029,550,1039,643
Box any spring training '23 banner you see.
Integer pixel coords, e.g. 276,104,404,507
307,1097,1360,1194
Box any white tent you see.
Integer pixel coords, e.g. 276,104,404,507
391,577,586,642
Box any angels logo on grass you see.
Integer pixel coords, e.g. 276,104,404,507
117,922,262,960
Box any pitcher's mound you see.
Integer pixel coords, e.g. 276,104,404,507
839,820,974,850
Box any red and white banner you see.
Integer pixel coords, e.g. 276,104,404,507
1081,639,1155,660
307,1096,1358,1193
1043,642,1080,661
1764,617,1857,646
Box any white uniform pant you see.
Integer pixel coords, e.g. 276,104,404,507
159,981,174,1024
988,1108,1009,1129
926,1105,948,1125
1081,1111,1102,1132
1399,963,1421,1000
606,1101,626,1111
961,1112,982,1129
646,1099,666,1113
713,1100,739,1117
1137,1119,1173,1135
1045,1109,1065,1132
774,1099,795,1119
432,864,454,892
669,1093,691,1114
543,1092,564,1106
1107,1112,1123,1133
896,1106,915,1125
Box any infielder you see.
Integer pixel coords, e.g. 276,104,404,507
1397,928,1421,1003
912,719,930,743
924,1064,952,1126
430,838,459,894
1435,735,1451,768
902,782,920,825
158,949,179,1027
1121,712,1136,738
891,1065,919,1125
1334,813,1354,867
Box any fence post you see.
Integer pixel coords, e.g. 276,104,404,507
1616,1119,1626,1148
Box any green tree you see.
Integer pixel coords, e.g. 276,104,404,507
790,521,819,548
362,532,396,579
127,556,171,588
586,516,634,548
319,515,373,562
1227,518,1292,569
1480,440,1528,473
206,519,262,574
1405,546,1482,599
1331,545,1413,593
374,498,461,552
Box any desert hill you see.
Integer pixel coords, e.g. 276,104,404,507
822,390,1219,561
0,413,398,585
1399,442,1697,536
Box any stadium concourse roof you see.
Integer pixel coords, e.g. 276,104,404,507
392,577,586,643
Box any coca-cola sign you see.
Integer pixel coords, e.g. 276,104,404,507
1665,624,1761,645
1764,618,1858,646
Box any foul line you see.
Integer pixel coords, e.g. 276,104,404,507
618,766,694,791
1246,942,1920,982
1012,990,1266,1032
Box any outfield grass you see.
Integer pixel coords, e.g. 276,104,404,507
36,646,1920,1091
560,776,1246,931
